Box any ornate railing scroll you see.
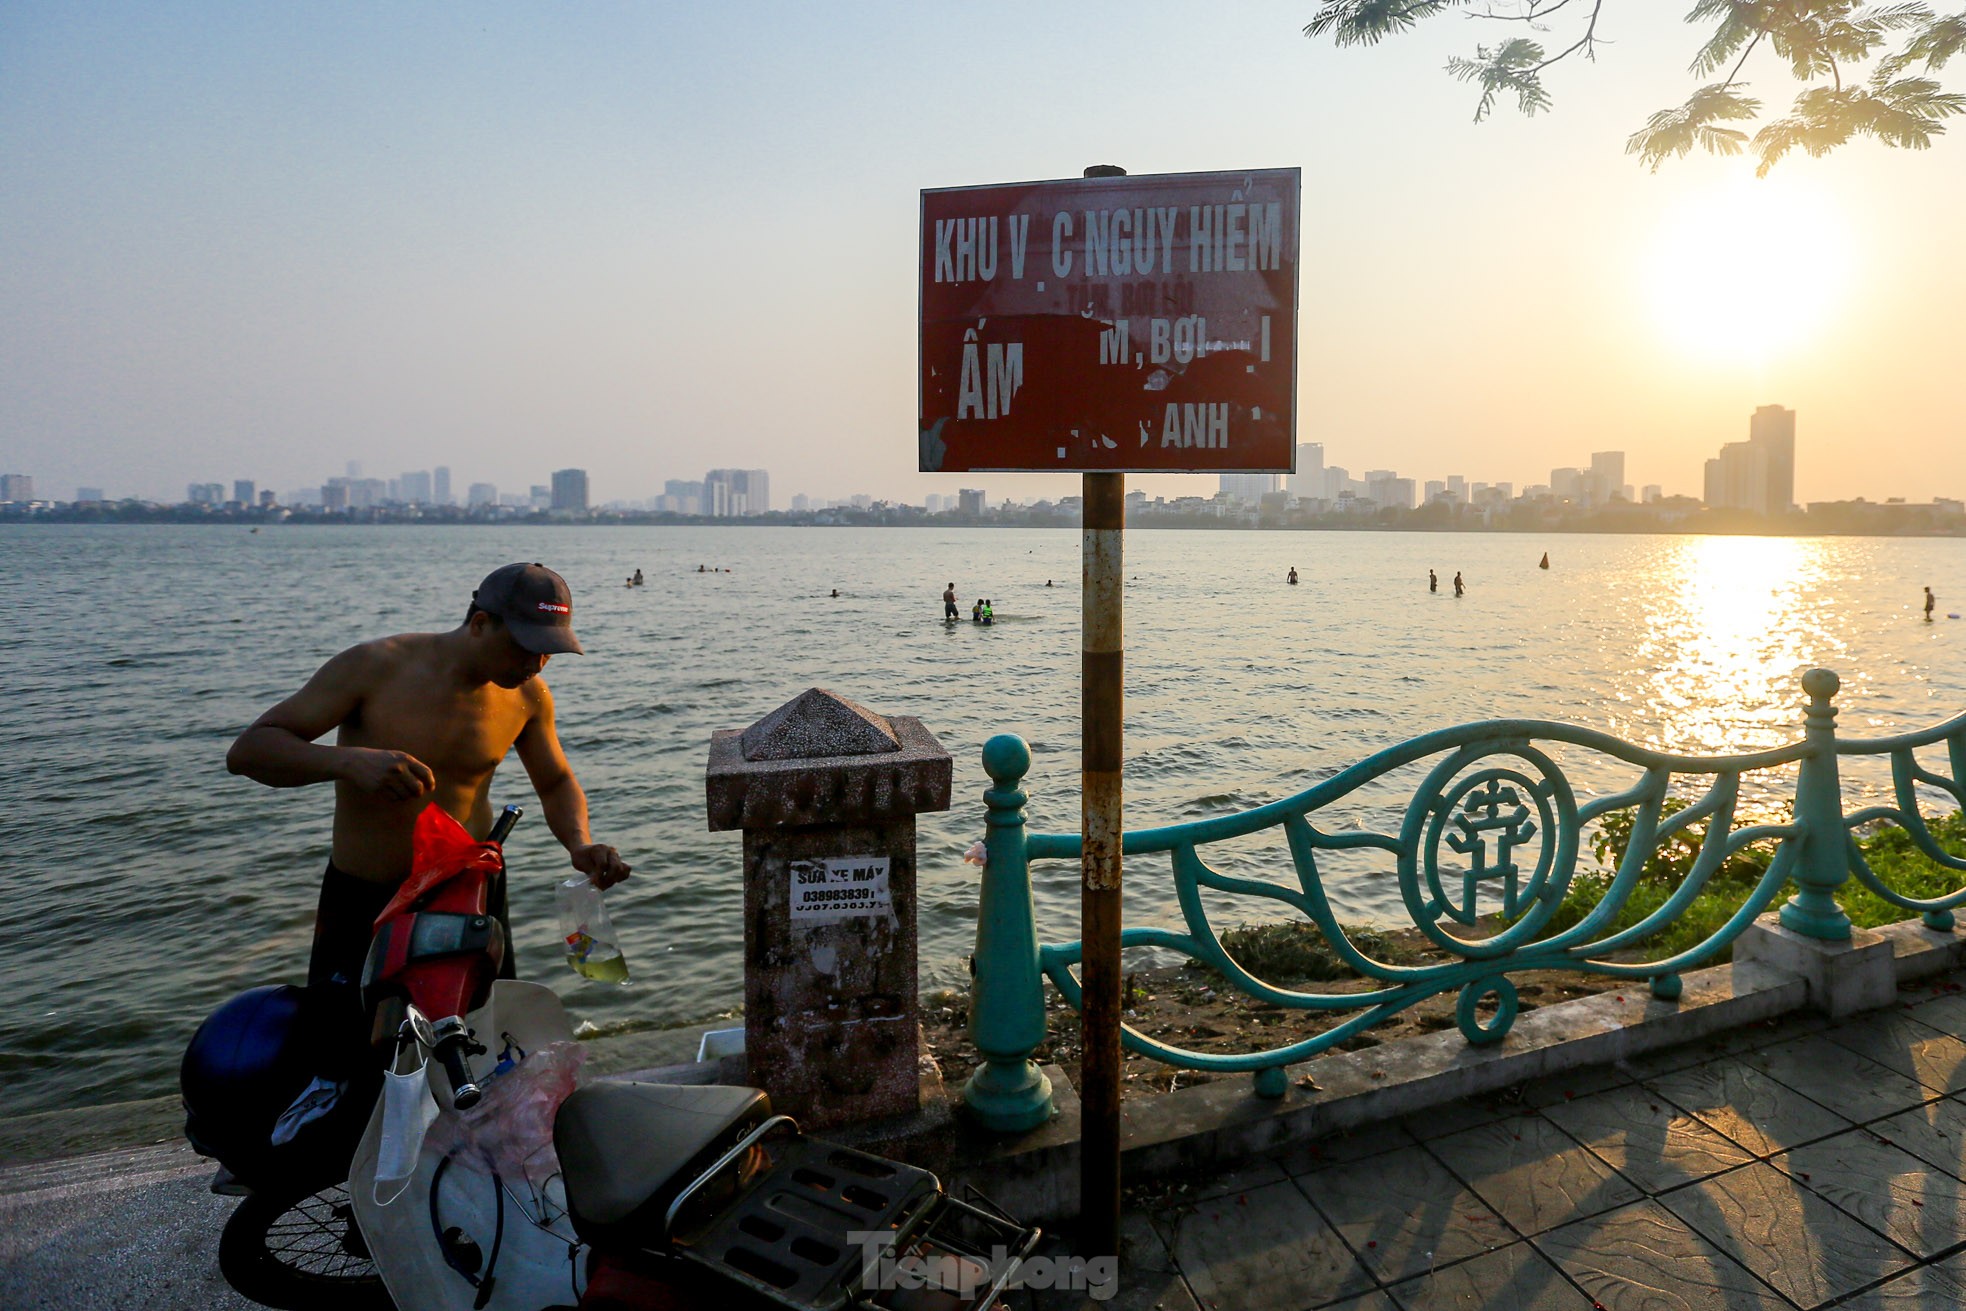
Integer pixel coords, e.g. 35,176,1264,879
1836,686,1966,930
961,668,1966,1128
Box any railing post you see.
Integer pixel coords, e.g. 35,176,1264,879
1781,668,1854,940
962,734,1056,1131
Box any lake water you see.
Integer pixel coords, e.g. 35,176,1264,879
1,524,1961,1119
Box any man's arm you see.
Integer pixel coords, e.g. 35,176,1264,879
514,682,631,888
226,645,436,800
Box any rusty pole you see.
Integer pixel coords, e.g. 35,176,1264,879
1081,467,1125,1259
1079,160,1128,1264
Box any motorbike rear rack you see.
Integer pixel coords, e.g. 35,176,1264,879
673,1135,1035,1311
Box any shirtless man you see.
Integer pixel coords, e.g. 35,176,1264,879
227,562,631,1055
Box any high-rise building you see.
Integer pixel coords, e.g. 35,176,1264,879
76,486,105,503
258,489,276,509
322,480,351,511
793,493,813,512
233,480,256,505
1705,406,1796,515
661,479,704,515
1550,468,1585,503
958,488,987,515
1749,405,1796,513
1588,452,1625,505
2,474,36,502
550,469,589,513
1642,484,1663,503
1446,475,1467,501
701,468,771,517
1219,473,1280,505
433,466,451,506
467,482,497,508
1286,443,1324,499
1363,471,1411,509
400,470,433,505
188,482,225,505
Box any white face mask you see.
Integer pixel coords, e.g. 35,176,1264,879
373,1060,440,1202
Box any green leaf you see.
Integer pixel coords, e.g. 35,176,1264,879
1626,82,1763,170
1305,0,1464,48
1753,74,1966,172
1447,39,1553,120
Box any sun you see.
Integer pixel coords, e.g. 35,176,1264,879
1642,172,1854,368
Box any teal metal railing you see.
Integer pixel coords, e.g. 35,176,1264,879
963,669,1966,1130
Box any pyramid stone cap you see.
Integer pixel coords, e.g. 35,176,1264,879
707,691,951,832
740,688,900,761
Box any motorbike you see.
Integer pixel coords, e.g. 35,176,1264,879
183,805,1039,1311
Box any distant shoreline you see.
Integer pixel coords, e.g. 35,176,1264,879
6,511,1966,539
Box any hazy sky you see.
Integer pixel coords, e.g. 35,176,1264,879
3,3,1961,506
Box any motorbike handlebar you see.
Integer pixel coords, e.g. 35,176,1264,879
488,804,523,846
430,1017,486,1110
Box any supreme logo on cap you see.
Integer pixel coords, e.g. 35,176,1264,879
537,601,570,615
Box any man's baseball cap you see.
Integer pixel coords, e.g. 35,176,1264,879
473,563,584,655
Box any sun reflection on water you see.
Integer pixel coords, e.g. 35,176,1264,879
1633,536,1848,757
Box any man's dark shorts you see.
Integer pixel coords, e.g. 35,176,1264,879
306,858,515,1073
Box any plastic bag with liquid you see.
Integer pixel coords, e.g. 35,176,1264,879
557,876,630,984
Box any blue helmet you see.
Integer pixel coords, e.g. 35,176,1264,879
182,985,364,1185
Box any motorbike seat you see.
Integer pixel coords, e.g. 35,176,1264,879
556,1081,771,1249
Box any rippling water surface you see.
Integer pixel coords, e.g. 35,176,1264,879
1,525,1960,1117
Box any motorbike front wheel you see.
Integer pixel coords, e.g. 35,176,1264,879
218,1182,395,1311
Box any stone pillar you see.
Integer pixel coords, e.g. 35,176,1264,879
706,688,951,1128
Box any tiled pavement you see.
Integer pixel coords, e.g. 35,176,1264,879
1012,978,1966,1311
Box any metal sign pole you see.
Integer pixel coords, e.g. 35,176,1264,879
1081,467,1123,1261
1078,159,1127,1266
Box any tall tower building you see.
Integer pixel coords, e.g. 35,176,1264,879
1749,405,1795,513
1588,452,1625,505
1704,406,1795,514
550,469,589,513
1286,443,1324,499
433,466,451,506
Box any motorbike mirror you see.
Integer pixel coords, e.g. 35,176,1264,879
399,1004,437,1050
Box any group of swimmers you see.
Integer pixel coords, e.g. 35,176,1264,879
623,568,644,587
941,582,1001,624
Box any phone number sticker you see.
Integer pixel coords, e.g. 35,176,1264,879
788,855,893,923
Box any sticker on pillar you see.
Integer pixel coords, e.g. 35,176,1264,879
789,855,894,923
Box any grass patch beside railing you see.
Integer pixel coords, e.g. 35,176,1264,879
1547,802,1966,963
1190,806,1966,986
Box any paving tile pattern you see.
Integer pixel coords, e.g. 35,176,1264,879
1113,973,1966,1310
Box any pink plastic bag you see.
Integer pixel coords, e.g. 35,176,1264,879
427,1040,586,1187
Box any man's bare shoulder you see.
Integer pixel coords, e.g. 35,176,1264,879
320,633,444,684
518,672,555,715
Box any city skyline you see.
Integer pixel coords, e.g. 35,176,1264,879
6,401,1924,518
4,9,1962,509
